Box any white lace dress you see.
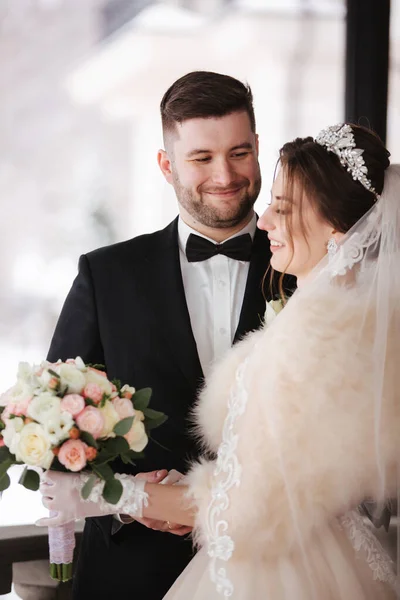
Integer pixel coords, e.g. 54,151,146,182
163,350,399,600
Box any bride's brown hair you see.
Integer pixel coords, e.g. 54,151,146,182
268,124,390,299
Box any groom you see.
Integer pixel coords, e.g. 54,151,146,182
47,71,290,599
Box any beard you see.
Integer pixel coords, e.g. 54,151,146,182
172,172,262,229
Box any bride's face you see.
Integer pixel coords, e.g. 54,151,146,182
258,167,334,285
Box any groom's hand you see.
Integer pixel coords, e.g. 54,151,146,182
133,470,192,536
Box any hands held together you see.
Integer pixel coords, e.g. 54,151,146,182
37,468,192,537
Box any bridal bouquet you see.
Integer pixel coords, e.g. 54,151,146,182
0,357,166,582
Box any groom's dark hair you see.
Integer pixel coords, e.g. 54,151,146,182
160,71,255,140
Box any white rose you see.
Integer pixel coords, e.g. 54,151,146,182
2,417,24,455
3,380,33,407
43,411,74,445
27,392,61,424
85,369,112,396
59,364,86,394
120,384,136,398
98,401,119,438
17,361,33,383
15,423,53,468
125,419,148,452
74,356,86,371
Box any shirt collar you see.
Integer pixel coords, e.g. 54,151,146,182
178,213,257,255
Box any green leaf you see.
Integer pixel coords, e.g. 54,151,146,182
19,467,40,491
144,415,168,431
87,363,106,371
48,369,61,379
120,453,135,465
102,477,123,505
112,379,122,392
104,436,130,455
143,408,166,420
129,450,145,460
0,446,14,461
80,431,98,449
84,398,97,407
0,456,14,479
81,474,98,500
0,472,10,492
113,417,134,436
92,451,116,466
0,406,5,416
132,388,152,411
92,462,114,482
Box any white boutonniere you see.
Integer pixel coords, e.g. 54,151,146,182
264,298,285,326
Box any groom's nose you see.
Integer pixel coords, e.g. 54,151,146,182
210,158,237,187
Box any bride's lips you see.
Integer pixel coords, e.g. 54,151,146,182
269,238,285,253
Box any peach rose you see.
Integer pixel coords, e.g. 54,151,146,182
61,394,85,417
112,397,135,420
85,446,97,461
58,439,87,472
0,438,4,447
76,406,104,439
83,383,103,405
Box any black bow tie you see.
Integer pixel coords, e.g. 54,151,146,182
186,233,253,263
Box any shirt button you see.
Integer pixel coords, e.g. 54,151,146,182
219,327,227,335
218,280,226,288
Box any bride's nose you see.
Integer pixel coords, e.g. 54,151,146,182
257,206,275,232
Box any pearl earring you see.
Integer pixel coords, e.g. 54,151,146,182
327,237,338,257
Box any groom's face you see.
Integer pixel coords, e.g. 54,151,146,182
159,111,261,229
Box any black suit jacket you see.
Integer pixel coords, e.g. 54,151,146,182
47,218,292,599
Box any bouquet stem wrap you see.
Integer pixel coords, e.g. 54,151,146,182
48,511,75,582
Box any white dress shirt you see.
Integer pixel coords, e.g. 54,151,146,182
178,214,257,377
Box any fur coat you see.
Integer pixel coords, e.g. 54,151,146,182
186,285,400,562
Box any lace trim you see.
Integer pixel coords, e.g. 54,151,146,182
206,357,251,597
328,206,381,277
74,473,148,517
340,509,400,593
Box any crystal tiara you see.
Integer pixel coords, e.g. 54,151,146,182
315,123,379,199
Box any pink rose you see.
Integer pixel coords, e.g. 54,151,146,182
83,383,103,405
76,406,104,439
112,397,135,420
7,396,32,417
61,394,86,417
58,439,87,472
0,438,5,447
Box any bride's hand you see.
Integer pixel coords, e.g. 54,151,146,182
134,470,192,536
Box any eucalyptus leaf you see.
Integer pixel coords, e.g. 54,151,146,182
132,388,152,411
103,477,123,505
0,472,10,492
81,474,98,500
80,432,98,449
113,417,134,436
120,453,135,465
19,467,40,491
145,415,168,431
0,457,14,478
143,408,166,420
48,369,61,379
92,462,114,482
105,437,130,455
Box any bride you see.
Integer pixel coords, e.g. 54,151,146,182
40,123,400,599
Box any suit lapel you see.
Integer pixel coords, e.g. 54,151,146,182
143,218,204,390
233,227,272,343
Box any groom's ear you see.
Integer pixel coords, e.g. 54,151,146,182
157,149,173,184
255,134,259,157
